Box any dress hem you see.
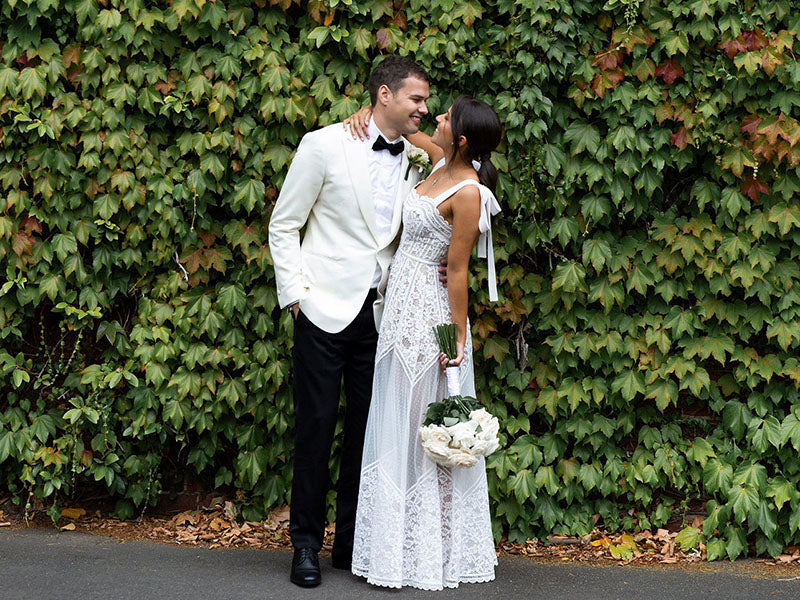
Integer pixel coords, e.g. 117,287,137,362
351,567,496,591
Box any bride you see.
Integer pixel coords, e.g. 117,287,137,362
344,96,503,590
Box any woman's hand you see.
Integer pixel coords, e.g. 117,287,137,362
343,106,373,140
439,342,464,371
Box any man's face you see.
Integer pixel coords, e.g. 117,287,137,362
382,76,430,135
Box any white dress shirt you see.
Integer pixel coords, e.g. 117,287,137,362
367,119,403,287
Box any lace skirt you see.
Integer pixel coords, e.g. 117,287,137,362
351,343,497,590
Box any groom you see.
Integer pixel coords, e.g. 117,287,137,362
268,55,431,587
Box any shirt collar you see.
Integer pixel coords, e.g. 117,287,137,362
368,119,401,145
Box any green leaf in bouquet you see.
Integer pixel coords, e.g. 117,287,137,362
423,401,446,426
443,416,460,427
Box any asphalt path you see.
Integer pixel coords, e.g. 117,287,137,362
3,528,800,600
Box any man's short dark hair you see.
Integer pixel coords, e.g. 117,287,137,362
368,55,430,105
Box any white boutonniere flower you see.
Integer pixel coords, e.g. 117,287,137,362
404,146,430,180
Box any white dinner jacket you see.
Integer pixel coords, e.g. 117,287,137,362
269,123,422,334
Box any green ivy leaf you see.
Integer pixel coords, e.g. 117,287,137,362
563,122,600,156
552,261,586,293
675,526,702,552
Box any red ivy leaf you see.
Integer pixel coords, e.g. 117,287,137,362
655,103,674,124
761,47,784,76
204,248,228,273
232,224,259,249
375,28,391,50
590,68,624,98
612,24,656,49
592,48,624,70
670,127,690,150
782,120,800,146
182,249,203,274
719,37,746,59
757,116,784,145
306,1,324,23
743,29,768,51
198,231,217,247
741,114,763,136
66,66,82,85
154,79,176,95
655,59,684,84
20,215,41,235
63,45,81,68
11,231,34,257
741,176,768,202
752,136,776,161
776,141,792,162
84,179,105,199
673,104,695,124
244,244,271,268
389,10,407,30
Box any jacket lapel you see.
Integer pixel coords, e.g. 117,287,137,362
342,134,379,242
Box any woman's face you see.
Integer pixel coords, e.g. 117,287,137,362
431,106,454,149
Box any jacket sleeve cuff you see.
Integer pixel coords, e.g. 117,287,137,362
278,287,305,310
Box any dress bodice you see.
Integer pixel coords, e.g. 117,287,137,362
396,188,453,265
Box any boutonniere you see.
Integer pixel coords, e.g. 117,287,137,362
404,146,431,181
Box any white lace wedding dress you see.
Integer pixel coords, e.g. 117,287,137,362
351,172,498,590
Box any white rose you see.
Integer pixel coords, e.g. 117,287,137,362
447,420,477,450
469,408,493,427
475,416,499,442
420,424,451,445
481,438,500,456
420,425,454,463
407,146,430,163
422,440,452,463
470,439,492,455
448,450,478,468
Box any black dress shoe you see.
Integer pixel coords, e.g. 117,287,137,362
290,548,321,587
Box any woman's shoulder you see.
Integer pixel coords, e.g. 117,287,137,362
451,180,481,209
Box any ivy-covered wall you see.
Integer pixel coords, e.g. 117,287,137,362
1,0,800,559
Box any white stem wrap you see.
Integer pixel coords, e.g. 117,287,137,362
445,366,461,397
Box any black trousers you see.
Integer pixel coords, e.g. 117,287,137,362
289,289,378,560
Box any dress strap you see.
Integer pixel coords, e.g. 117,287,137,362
431,179,480,206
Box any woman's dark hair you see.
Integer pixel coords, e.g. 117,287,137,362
448,96,502,193
368,55,431,105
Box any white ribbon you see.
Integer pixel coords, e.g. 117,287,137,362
445,366,461,397
471,159,501,303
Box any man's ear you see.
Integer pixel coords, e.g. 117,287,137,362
376,84,393,107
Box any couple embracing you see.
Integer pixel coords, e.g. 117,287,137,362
268,55,502,591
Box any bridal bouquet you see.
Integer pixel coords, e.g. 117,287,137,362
418,324,500,468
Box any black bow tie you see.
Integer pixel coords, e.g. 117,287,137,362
372,136,404,156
